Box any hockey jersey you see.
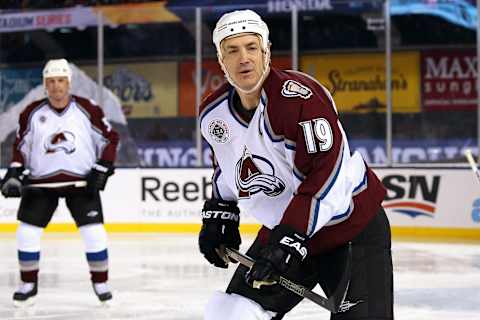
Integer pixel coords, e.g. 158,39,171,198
11,95,119,183
199,67,386,254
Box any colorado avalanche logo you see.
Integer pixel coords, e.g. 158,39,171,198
235,147,286,199
44,130,76,154
281,80,312,99
208,119,230,144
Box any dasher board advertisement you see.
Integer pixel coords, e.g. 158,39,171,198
378,168,479,228
0,168,479,231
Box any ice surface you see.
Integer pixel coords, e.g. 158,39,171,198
0,233,478,319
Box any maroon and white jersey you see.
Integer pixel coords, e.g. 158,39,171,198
11,95,119,183
200,68,386,254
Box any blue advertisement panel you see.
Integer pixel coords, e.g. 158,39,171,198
391,0,476,30
350,138,472,164
137,139,474,168
137,141,212,168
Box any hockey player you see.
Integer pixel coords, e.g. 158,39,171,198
198,10,393,320
0,58,118,306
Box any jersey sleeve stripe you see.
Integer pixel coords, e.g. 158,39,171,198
307,142,344,235
28,169,84,181
352,172,368,196
308,199,321,236
309,156,369,233
293,165,305,182
326,202,354,226
315,140,344,200
324,172,368,227
285,141,295,150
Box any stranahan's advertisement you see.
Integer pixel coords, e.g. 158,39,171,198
84,62,178,118
301,51,421,113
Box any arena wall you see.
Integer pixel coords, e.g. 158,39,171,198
1,168,479,240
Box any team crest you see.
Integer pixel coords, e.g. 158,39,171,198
235,147,286,199
281,80,312,99
208,119,230,144
44,130,76,154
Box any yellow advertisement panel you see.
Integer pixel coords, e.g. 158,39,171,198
301,52,420,113
84,62,177,118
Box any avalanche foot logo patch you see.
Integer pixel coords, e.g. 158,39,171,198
208,119,230,144
281,80,312,99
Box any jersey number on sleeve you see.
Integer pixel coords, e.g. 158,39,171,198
299,118,333,153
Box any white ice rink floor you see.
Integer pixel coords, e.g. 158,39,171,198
0,233,479,320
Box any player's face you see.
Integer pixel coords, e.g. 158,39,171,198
45,76,70,108
221,34,265,91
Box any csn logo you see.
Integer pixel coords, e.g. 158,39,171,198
382,175,440,218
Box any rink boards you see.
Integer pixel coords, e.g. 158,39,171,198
0,168,479,240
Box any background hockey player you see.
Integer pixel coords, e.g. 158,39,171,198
198,10,393,320
0,58,118,306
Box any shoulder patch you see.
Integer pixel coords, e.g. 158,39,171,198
281,80,312,100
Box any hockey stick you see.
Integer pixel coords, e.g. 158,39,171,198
26,181,87,188
464,149,480,184
225,244,352,313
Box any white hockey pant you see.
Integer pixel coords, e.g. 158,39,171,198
204,291,276,320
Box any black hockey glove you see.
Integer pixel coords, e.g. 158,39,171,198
198,199,241,269
0,166,25,198
246,224,308,289
86,160,114,194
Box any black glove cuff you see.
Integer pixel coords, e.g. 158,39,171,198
93,160,114,175
202,199,239,213
6,166,25,177
201,199,240,225
1,166,25,184
269,224,308,261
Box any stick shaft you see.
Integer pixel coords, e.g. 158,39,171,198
464,149,480,183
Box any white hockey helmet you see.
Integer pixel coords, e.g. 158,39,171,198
43,58,72,87
213,10,271,94
213,9,270,59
